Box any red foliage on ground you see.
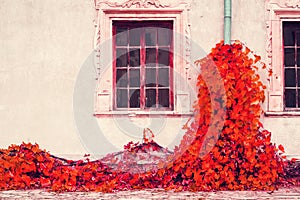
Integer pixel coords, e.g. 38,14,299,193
0,41,298,192
0,142,114,192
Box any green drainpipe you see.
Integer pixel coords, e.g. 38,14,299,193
224,0,232,45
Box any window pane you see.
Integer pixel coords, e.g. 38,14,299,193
297,48,300,66
145,28,157,46
158,89,169,107
158,68,169,87
297,32,300,46
116,69,128,87
146,48,156,67
285,89,296,108
116,27,128,46
129,89,140,108
298,89,300,108
113,21,173,110
117,89,128,108
146,68,156,87
158,48,170,66
129,49,140,67
284,48,295,66
285,69,296,87
146,89,156,108
116,48,128,67
298,69,300,87
158,28,171,46
129,28,140,46
129,69,140,87
283,24,295,46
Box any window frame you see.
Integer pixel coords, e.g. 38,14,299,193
93,0,192,116
112,20,174,111
265,0,300,116
282,21,300,110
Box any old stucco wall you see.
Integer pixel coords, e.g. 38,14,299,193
0,0,94,157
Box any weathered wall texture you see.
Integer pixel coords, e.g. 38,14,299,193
0,0,94,156
0,0,299,157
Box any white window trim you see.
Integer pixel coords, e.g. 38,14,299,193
93,0,192,116
265,0,300,115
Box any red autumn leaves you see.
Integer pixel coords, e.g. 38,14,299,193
0,41,296,192
0,142,114,192
154,41,286,191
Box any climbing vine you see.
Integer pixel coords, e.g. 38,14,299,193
156,41,286,191
0,41,298,192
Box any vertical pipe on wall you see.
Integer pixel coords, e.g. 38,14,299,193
224,0,232,44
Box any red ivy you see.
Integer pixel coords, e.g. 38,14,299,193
0,41,297,192
157,41,287,191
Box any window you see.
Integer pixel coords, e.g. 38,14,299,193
113,21,173,110
283,21,300,110
266,1,300,114
93,0,192,115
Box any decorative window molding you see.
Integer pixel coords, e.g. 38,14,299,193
265,0,300,114
95,0,172,8
93,0,192,116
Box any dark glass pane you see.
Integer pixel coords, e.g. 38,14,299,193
283,24,295,46
116,27,128,46
285,89,296,108
158,89,169,107
129,89,140,108
117,89,128,108
146,89,156,108
146,48,156,67
116,48,128,67
129,49,140,67
129,69,140,87
158,28,171,46
297,32,300,46
297,48,300,66
285,69,296,87
158,48,169,66
158,68,169,87
284,48,295,66
129,28,140,46
146,68,156,87
298,69,300,87
298,89,300,108
145,28,157,46
116,69,128,87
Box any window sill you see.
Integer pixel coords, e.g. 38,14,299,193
94,110,194,117
264,111,300,117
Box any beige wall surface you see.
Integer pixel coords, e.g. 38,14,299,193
0,0,95,157
264,117,300,158
0,0,299,157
